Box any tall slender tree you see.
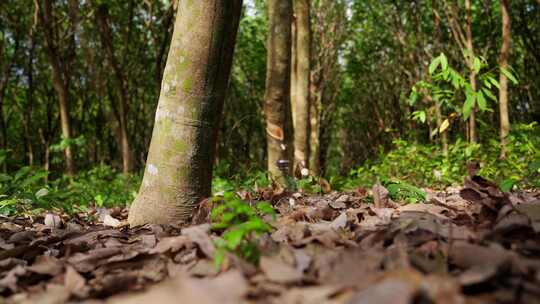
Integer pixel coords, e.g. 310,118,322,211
36,0,77,175
264,0,294,180
465,0,477,143
498,0,511,156
96,3,133,174
128,0,243,226
291,0,311,171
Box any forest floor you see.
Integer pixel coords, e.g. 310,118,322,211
1,173,540,304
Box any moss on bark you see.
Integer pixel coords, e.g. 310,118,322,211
128,0,242,226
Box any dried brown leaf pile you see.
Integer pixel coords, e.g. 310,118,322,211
1,175,540,304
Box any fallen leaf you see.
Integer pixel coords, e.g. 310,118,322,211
67,247,122,272
150,235,192,254
107,270,247,304
260,256,303,284
44,214,62,229
22,284,71,304
346,270,423,304
182,224,214,258
372,183,392,208
28,256,63,276
64,266,88,297
0,265,26,292
330,212,348,230
102,214,122,228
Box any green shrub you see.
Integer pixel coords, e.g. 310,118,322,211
211,192,275,268
342,123,539,190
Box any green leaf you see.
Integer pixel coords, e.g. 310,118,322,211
429,56,441,75
243,218,272,232
482,88,497,102
223,228,245,250
412,111,427,123
409,87,419,106
476,91,487,111
500,179,517,192
473,57,482,73
35,188,49,199
440,53,448,71
487,76,500,89
0,173,11,183
256,202,275,215
214,248,226,269
463,93,476,120
500,67,518,84
529,159,540,172
13,167,31,182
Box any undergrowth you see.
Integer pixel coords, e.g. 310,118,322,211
335,123,540,191
0,166,140,216
0,123,538,216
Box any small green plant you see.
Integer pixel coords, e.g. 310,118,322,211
382,179,426,204
295,175,323,194
211,192,276,268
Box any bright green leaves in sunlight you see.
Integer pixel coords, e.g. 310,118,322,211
410,52,519,129
428,52,448,75
211,192,276,268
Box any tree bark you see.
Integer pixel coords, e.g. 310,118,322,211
309,81,321,175
498,0,511,157
23,34,35,167
36,0,76,175
291,0,311,170
96,4,133,174
0,32,20,172
264,0,294,181
128,0,243,226
465,0,477,144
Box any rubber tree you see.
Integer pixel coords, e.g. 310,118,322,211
265,0,294,180
291,0,311,171
96,3,133,174
498,0,511,157
465,0,477,143
128,0,243,226
36,0,78,175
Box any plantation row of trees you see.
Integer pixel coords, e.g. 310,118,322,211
1,0,539,179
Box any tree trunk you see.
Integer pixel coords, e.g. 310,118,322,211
498,0,511,157
0,66,10,160
37,0,76,175
0,36,19,172
128,0,242,226
264,0,294,181
24,27,36,167
291,9,297,135
309,81,321,175
465,0,477,144
291,0,311,170
56,64,76,175
96,4,133,174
